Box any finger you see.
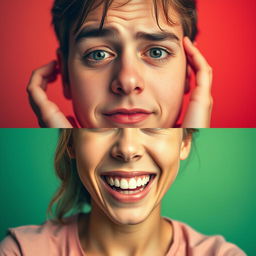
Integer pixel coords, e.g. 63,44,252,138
27,61,72,128
183,37,213,93
28,92,73,128
182,37,213,128
27,61,59,91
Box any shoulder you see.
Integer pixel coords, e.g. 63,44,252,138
167,218,247,256
0,215,80,256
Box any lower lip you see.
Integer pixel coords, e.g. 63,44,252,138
101,176,155,203
104,113,151,124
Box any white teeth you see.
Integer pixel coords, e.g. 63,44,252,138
119,187,145,194
120,179,129,189
114,178,120,187
128,178,137,189
106,175,153,190
137,178,142,187
109,177,114,186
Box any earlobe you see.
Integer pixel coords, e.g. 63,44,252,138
56,48,72,99
180,137,192,160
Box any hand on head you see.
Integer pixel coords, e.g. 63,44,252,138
27,61,74,128
182,37,213,128
27,37,213,128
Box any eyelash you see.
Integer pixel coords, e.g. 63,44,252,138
141,128,168,134
82,47,174,65
143,47,174,63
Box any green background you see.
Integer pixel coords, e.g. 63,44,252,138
0,129,255,255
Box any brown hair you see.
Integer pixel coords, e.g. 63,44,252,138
48,128,197,222
51,0,197,83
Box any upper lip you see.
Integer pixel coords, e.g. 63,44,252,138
103,108,152,115
101,171,156,178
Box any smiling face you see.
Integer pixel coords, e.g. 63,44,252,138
73,128,191,225
66,0,187,127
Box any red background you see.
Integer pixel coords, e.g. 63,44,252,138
0,0,256,127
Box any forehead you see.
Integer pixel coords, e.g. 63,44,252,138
73,0,183,38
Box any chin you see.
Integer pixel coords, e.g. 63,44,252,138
107,207,152,225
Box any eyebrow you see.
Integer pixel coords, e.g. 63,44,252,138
74,27,180,45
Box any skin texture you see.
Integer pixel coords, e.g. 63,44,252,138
27,0,213,128
72,128,191,255
67,0,186,127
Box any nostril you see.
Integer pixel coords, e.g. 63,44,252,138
117,87,123,93
133,154,141,160
134,86,142,94
114,153,142,162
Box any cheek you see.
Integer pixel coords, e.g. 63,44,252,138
70,71,103,107
157,145,181,173
75,139,104,189
68,61,112,110
157,154,180,201
150,59,186,104
150,139,181,195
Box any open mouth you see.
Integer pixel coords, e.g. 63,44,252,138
101,173,156,202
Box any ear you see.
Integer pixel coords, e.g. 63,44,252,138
184,66,192,94
56,48,72,99
180,136,192,160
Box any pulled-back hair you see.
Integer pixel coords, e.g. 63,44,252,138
48,128,197,223
51,0,198,83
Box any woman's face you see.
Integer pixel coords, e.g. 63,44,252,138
67,0,187,128
73,128,191,225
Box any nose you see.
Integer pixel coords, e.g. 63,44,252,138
111,56,145,95
111,128,144,162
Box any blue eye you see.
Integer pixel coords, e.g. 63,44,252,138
90,50,109,61
83,50,113,63
148,48,168,59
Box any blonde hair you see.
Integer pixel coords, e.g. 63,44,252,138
48,129,90,223
48,128,197,223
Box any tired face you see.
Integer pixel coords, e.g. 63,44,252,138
73,128,191,225
66,0,187,127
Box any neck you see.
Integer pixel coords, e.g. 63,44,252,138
79,204,173,256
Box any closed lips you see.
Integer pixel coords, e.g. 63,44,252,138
104,109,152,115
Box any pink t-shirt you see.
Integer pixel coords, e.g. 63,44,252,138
0,214,246,256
